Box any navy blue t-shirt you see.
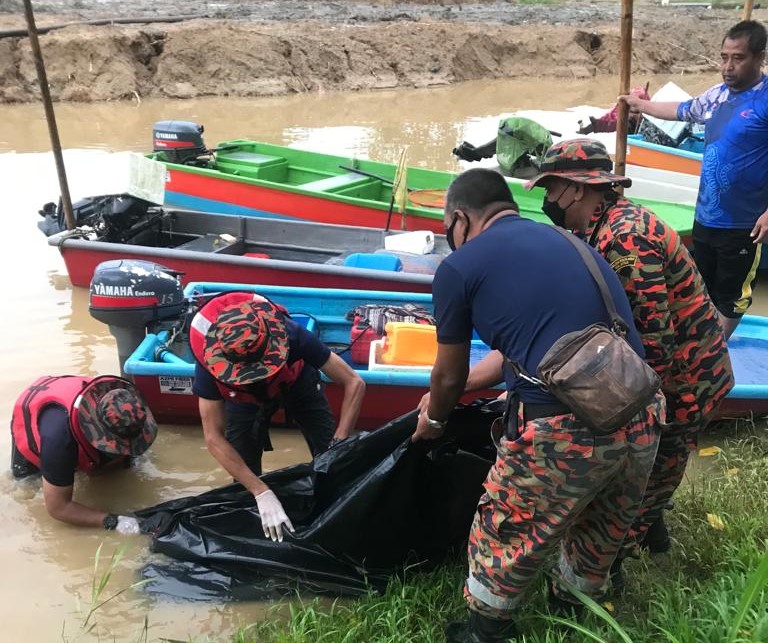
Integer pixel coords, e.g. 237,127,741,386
193,318,332,411
433,215,644,404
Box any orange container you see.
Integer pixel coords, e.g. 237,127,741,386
380,322,438,366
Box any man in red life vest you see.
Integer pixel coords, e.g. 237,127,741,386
10,376,158,533
190,292,365,542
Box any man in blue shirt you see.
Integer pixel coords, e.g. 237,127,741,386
190,293,365,542
621,20,768,338
411,169,664,642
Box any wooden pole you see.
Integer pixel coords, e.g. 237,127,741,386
614,0,634,180
22,0,75,230
743,0,755,21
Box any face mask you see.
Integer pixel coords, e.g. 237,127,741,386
446,213,468,252
542,184,576,228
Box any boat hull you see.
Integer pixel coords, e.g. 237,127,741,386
47,210,443,291
56,242,434,292
124,282,499,428
626,134,702,176
122,282,768,427
153,139,696,240
164,168,431,233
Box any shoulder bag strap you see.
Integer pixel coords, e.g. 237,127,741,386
549,226,628,336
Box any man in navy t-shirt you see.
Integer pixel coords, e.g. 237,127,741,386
190,293,365,542
412,169,664,642
621,20,768,338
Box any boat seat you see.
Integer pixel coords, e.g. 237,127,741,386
176,234,239,254
301,172,368,192
220,151,285,166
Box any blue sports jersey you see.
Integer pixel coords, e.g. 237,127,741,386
678,76,768,229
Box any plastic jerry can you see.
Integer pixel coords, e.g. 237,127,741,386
380,322,438,366
350,323,383,365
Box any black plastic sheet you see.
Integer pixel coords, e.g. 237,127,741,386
137,400,503,601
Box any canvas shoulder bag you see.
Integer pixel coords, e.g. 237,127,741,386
508,227,661,435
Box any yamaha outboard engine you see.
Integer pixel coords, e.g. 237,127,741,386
89,260,186,377
153,120,207,165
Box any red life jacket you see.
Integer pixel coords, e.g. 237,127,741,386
189,292,304,405
10,376,107,474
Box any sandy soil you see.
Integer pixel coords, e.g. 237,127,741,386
0,0,755,103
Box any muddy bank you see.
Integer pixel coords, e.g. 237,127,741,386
0,1,753,103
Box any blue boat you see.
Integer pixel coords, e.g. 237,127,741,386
123,282,498,428
723,315,768,416
123,282,768,425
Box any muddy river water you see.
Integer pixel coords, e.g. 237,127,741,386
0,72,752,641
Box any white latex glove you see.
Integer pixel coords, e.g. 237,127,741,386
116,515,141,535
255,489,294,542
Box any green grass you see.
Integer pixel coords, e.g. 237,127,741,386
231,419,768,642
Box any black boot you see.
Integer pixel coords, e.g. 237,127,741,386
547,582,585,618
445,610,519,643
641,515,671,554
610,557,626,596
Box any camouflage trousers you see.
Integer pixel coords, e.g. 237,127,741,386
465,393,664,618
624,395,714,550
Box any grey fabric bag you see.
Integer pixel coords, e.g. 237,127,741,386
511,228,661,435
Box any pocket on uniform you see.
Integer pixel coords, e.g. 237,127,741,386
532,414,595,460
478,484,536,536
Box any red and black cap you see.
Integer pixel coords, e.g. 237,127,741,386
202,298,289,386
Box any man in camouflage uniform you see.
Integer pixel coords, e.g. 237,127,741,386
526,138,734,576
411,168,664,642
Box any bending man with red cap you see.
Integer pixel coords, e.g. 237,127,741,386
190,292,365,542
11,376,158,534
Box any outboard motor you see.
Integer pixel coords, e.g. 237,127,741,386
89,260,186,377
38,194,153,238
153,120,207,165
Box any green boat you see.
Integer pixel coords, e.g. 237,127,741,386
151,120,694,240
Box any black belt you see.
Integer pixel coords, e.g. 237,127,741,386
522,402,571,422
501,398,572,442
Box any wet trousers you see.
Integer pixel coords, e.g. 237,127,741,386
225,367,335,475
465,396,663,618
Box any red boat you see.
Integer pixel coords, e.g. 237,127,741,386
44,204,447,291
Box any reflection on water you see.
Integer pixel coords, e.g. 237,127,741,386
0,71,750,640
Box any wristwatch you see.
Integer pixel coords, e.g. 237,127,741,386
102,514,118,531
424,411,448,430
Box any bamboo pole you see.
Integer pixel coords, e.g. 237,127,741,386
743,0,755,21
22,0,75,230
614,0,634,180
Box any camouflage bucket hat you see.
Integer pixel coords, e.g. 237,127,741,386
74,377,158,456
203,299,289,386
524,138,632,190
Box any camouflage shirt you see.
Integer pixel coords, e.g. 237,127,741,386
579,192,733,424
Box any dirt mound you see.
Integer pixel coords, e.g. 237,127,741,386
0,1,749,104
